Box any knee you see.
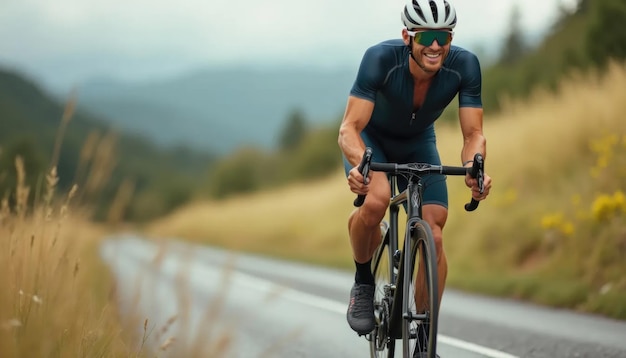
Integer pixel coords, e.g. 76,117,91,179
359,197,388,228
431,226,444,252
429,225,447,272
422,205,448,253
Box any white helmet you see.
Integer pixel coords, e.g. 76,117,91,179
401,0,457,29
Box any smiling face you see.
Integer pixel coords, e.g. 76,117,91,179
403,28,453,74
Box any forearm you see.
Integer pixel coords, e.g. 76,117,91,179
338,125,367,167
459,107,486,165
461,131,486,165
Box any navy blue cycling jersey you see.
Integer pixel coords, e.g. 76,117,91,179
350,39,483,141
343,39,483,208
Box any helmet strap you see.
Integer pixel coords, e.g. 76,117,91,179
407,40,429,73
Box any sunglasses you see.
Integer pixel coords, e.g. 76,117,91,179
406,30,454,46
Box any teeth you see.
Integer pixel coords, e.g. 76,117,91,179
425,53,440,58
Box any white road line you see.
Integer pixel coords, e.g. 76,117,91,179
107,238,519,358
232,269,520,358
438,336,519,358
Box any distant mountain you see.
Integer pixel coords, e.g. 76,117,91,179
0,68,216,221
75,66,358,154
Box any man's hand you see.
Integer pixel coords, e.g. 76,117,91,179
465,171,492,201
348,166,370,195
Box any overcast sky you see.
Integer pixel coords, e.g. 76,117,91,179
0,0,577,92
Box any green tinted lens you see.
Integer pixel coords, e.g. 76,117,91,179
414,31,452,46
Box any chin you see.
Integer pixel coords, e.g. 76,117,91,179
421,62,443,73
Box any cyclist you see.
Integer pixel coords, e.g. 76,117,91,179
338,0,493,348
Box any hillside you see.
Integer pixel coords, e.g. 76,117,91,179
75,67,357,153
0,69,216,221
146,62,626,319
481,0,626,112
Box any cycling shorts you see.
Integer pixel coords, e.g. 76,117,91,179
343,125,448,209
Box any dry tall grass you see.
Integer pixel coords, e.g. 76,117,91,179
442,61,626,318
0,158,128,357
0,96,137,357
148,62,626,319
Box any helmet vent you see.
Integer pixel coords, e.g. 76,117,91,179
429,0,439,23
401,0,457,29
412,0,427,23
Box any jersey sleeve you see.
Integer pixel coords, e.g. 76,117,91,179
349,45,387,102
457,51,483,108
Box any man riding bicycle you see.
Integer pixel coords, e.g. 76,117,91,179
338,0,493,352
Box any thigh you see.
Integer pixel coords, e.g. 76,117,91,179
422,204,448,236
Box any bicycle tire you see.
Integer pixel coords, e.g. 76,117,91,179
402,219,439,358
370,221,396,358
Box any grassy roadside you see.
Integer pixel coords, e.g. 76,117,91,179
147,62,626,320
441,62,626,319
0,101,186,356
0,163,131,357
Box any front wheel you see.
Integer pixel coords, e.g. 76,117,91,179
402,219,439,358
369,221,396,358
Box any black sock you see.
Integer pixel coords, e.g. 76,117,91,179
354,259,374,285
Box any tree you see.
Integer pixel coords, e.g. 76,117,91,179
586,0,626,66
207,147,268,199
499,5,528,66
278,109,308,152
281,124,342,181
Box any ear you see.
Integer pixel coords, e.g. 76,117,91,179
401,28,411,46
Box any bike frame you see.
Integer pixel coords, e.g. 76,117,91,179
383,173,430,338
357,147,484,357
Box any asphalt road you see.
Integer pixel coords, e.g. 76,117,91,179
100,235,626,358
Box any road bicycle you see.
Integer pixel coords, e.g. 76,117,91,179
353,147,484,358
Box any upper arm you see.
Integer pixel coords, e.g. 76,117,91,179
457,51,483,108
341,96,375,134
457,50,484,141
350,45,387,102
339,44,385,154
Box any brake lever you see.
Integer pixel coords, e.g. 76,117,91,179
353,147,373,207
464,153,484,212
